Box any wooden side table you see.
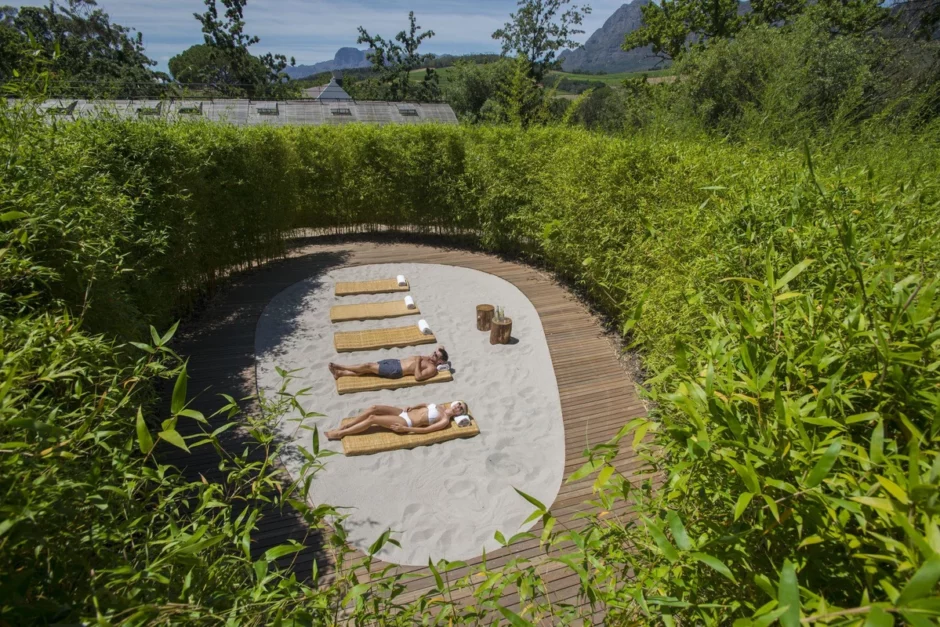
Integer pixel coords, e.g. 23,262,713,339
476,304,495,331
490,318,512,345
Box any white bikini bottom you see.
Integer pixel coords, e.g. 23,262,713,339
399,411,413,427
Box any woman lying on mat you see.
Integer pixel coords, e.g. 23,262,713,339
325,401,469,441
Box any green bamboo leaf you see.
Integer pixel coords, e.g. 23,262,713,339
734,492,754,521
135,408,154,454
0,211,28,221
567,458,603,483
642,516,679,562
774,259,814,291
899,609,936,627
777,560,800,627
497,606,534,627
728,459,761,494
692,552,736,583
876,475,910,504
150,325,162,346
594,465,615,492
171,364,188,414
897,556,940,606
369,529,391,556
513,487,546,513
158,429,189,452
846,411,880,424
863,606,893,627
160,321,180,345
253,559,267,583
666,511,692,551
774,291,802,303
264,543,301,561
870,420,885,464
804,439,841,488
428,558,444,591
342,583,370,607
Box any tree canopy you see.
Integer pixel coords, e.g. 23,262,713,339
623,0,890,60
0,0,161,96
193,0,295,97
356,11,439,102
492,0,592,82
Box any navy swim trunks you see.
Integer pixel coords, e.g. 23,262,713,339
377,359,403,379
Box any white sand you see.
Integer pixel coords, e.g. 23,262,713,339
255,263,565,565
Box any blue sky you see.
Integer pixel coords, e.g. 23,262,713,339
9,0,629,71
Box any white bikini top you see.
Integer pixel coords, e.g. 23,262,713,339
426,403,441,423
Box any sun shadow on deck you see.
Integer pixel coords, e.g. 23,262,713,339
157,250,353,581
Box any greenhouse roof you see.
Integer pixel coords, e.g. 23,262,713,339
33,98,459,126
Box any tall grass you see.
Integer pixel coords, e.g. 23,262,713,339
2,101,938,623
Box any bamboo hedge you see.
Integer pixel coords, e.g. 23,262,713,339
2,108,938,624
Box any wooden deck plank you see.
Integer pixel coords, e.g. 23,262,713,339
162,241,650,625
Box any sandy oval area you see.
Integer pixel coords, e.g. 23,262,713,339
255,263,565,565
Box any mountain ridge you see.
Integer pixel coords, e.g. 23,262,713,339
284,47,371,79
560,0,664,74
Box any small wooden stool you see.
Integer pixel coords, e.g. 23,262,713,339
490,317,512,345
476,304,495,331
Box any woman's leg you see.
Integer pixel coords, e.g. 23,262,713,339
327,414,406,440
324,406,404,440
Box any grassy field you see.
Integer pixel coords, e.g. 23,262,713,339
407,65,675,91
550,67,674,84
409,66,458,88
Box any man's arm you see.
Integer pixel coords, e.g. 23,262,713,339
413,357,437,382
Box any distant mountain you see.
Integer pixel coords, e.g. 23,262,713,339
561,0,754,73
560,0,663,73
285,47,371,80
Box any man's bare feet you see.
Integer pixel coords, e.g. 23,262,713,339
328,363,340,380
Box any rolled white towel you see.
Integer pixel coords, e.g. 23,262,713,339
455,415,472,428
436,362,451,372
397,274,407,286
404,295,416,309
418,319,432,335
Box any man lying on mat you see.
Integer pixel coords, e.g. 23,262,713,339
325,401,468,441
328,346,449,381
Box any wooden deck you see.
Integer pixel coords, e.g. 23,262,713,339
163,240,650,622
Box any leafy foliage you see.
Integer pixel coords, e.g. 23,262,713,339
492,0,592,82
194,0,295,98
0,0,161,96
356,11,440,102
623,0,889,60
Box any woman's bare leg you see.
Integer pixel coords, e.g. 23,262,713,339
327,414,406,440
325,406,404,440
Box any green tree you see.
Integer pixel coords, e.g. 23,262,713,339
2,1,161,96
624,0,890,61
443,58,515,121
357,11,439,102
0,7,24,82
195,0,295,97
167,42,269,91
492,0,592,82
487,55,553,126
